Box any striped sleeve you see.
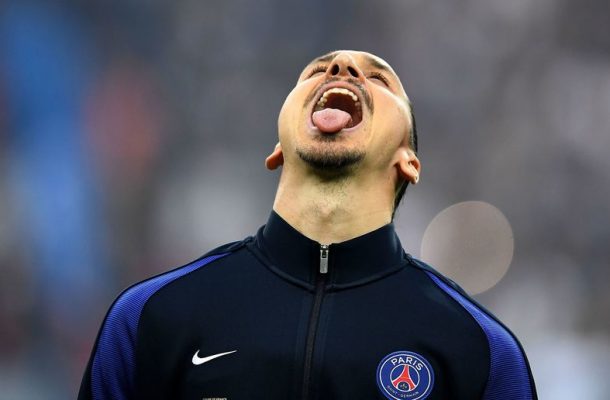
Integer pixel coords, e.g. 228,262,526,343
425,271,537,400
78,253,228,399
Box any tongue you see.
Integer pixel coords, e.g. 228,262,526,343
312,108,352,133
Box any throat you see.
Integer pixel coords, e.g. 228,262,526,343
272,175,393,244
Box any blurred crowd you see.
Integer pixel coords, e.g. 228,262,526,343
1,0,609,398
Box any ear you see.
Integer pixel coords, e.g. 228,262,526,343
265,142,284,170
396,147,421,184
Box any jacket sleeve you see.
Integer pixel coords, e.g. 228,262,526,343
78,253,230,399
77,287,142,400
480,339,538,399
423,271,538,399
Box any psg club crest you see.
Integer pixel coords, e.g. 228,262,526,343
376,351,434,400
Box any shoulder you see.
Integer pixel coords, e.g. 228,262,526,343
81,239,249,398
407,254,513,333
103,239,248,356
109,238,249,325
407,255,538,399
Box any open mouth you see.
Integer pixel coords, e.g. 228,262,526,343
311,87,363,132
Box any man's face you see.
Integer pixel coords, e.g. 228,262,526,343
278,50,413,176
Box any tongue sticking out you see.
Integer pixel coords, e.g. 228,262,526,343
312,108,352,133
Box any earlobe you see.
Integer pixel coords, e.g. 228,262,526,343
397,148,421,184
265,143,284,170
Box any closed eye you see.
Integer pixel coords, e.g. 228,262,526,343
369,72,390,87
307,65,327,78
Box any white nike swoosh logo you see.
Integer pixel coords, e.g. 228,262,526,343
192,350,237,365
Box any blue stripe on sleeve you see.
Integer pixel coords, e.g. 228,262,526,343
90,253,228,399
425,271,534,400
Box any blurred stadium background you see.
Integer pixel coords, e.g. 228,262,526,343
1,0,609,398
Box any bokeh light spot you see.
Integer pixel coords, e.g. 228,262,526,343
420,201,514,295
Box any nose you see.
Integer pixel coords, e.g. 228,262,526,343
326,53,366,83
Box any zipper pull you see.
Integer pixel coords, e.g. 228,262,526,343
319,244,329,274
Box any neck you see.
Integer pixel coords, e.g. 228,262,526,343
272,166,395,244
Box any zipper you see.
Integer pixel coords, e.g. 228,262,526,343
301,244,330,399
319,244,329,274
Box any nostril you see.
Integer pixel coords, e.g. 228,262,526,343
330,64,340,75
347,66,359,78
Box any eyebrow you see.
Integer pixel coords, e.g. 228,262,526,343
366,57,393,75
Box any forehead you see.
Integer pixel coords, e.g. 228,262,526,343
305,50,394,71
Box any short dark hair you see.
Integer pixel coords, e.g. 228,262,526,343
392,103,418,219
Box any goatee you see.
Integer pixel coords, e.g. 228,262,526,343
296,138,365,177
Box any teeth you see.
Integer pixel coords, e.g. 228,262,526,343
316,87,359,108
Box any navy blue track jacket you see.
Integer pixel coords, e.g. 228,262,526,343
79,211,537,399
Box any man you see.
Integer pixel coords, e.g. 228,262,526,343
79,50,537,399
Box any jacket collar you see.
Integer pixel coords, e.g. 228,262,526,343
253,210,407,288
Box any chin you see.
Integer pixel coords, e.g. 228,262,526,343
296,141,365,172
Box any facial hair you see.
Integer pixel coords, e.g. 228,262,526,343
296,135,365,177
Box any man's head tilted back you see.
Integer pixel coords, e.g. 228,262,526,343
266,50,420,230
80,50,537,400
